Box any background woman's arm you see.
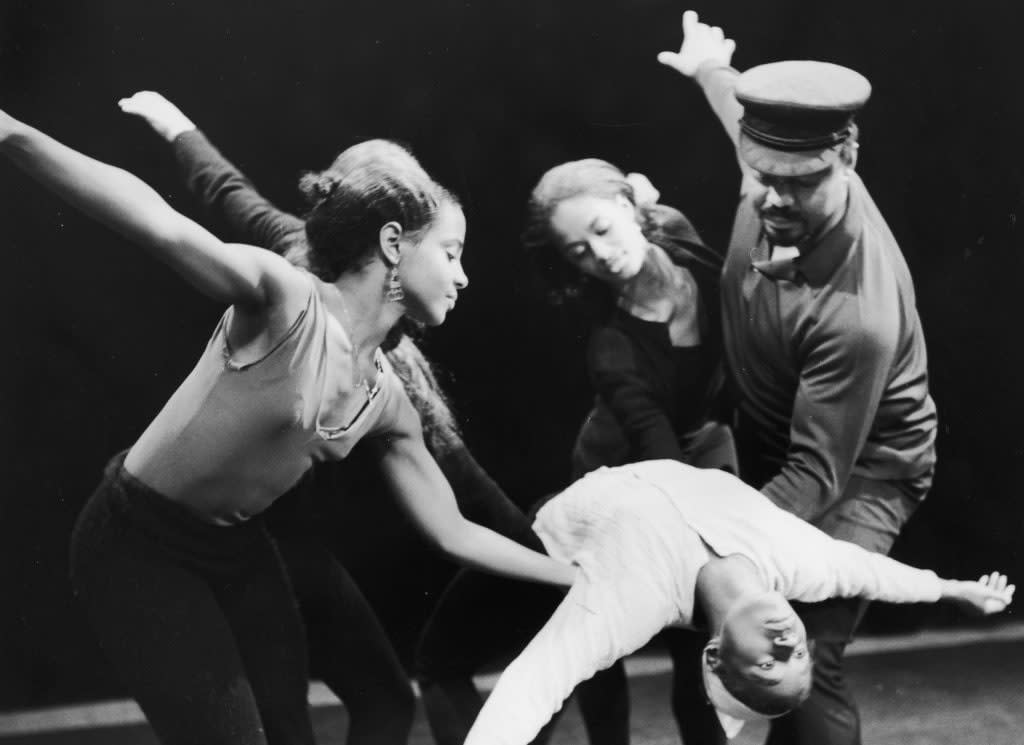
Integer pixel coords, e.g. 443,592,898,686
120,91,307,259
373,395,575,587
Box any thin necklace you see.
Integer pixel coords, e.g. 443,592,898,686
335,289,374,400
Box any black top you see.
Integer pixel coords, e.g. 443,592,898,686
588,311,720,463
577,204,727,467
173,129,306,255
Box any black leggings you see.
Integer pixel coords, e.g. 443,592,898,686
69,454,315,745
274,535,414,745
416,562,566,745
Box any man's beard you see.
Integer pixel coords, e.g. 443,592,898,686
760,208,807,246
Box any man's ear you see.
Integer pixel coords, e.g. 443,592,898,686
840,140,859,172
379,221,404,265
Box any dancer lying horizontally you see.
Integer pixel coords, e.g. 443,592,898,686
463,460,1014,744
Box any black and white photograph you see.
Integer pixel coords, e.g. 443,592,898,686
0,1,1021,744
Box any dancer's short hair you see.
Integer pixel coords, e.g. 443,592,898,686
720,666,813,715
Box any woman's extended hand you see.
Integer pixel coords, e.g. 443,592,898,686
119,91,196,142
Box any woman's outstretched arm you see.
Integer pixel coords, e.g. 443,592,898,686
0,108,301,310
119,91,306,258
373,394,576,588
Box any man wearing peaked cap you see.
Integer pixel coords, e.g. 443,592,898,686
658,10,937,745
734,60,871,178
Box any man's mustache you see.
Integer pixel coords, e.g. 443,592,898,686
759,208,801,221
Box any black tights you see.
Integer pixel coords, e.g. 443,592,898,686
69,454,315,745
276,536,414,745
416,566,565,745
575,629,724,745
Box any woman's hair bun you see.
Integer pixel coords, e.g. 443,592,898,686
298,171,340,205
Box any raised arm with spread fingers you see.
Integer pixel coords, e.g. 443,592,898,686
657,11,751,177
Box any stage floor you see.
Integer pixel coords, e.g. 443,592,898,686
3,624,1022,745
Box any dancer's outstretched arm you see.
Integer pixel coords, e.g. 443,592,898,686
940,572,1015,615
657,10,749,177
796,521,1015,614
373,393,576,588
0,108,305,311
120,91,306,258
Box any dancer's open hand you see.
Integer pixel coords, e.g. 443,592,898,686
656,10,735,78
118,91,195,142
946,571,1015,616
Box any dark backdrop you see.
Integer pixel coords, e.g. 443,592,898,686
0,0,1021,710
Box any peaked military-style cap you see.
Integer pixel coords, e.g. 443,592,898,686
735,60,871,176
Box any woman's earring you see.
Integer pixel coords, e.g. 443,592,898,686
385,263,404,302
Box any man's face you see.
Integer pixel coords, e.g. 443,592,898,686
718,592,812,696
749,161,850,247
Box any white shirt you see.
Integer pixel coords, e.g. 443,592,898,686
465,461,942,745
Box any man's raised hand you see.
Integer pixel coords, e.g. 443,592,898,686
656,10,735,78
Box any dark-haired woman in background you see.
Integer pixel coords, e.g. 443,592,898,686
119,90,560,745
416,159,735,745
0,101,574,745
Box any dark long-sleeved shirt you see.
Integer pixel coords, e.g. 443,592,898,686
173,129,307,256
588,312,720,463
698,66,938,521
